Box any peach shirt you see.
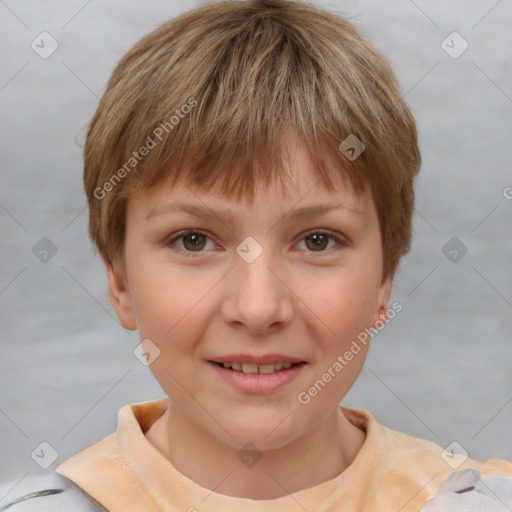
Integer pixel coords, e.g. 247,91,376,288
56,398,512,512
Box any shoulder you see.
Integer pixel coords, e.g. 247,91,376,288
381,426,512,510
419,467,512,511
348,407,512,510
369,413,512,476
0,472,108,512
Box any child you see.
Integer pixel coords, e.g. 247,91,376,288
2,0,511,510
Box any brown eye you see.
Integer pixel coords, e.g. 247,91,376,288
167,230,215,256
305,233,329,251
181,232,207,251
297,230,347,256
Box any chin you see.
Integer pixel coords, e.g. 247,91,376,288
216,410,305,450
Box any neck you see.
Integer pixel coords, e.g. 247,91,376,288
145,403,366,499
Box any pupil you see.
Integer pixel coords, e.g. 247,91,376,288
309,233,327,251
185,233,205,250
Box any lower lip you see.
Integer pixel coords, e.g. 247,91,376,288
208,361,306,394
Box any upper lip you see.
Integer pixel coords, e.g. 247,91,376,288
209,354,306,365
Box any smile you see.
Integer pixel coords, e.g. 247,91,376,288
208,359,307,394
213,361,299,374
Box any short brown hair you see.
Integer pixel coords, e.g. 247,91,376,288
84,0,421,277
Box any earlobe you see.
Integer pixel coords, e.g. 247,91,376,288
372,270,395,325
103,258,137,330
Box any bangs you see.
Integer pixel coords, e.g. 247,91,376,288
102,11,374,204
84,0,420,275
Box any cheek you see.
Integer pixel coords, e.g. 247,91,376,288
129,263,208,398
305,269,379,340
128,258,214,346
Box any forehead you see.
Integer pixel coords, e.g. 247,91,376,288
129,136,373,220
127,174,375,241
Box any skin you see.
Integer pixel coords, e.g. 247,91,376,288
105,136,394,499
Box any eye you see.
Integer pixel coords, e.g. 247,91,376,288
167,230,217,256
296,230,347,255
166,229,347,257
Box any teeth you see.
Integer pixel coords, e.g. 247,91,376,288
218,361,299,374
242,363,258,374
258,364,275,375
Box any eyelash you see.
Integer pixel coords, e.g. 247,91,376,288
165,229,348,258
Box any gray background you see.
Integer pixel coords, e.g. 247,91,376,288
1,0,511,495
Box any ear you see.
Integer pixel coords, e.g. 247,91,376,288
103,258,137,330
371,269,395,327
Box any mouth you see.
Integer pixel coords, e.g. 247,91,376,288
207,358,307,394
209,361,306,374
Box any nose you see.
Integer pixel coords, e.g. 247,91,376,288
221,244,293,334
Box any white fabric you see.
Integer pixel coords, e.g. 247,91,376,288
0,472,106,511
420,468,512,512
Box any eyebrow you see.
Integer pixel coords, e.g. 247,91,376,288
145,202,363,222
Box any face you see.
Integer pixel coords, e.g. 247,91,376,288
106,138,393,451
